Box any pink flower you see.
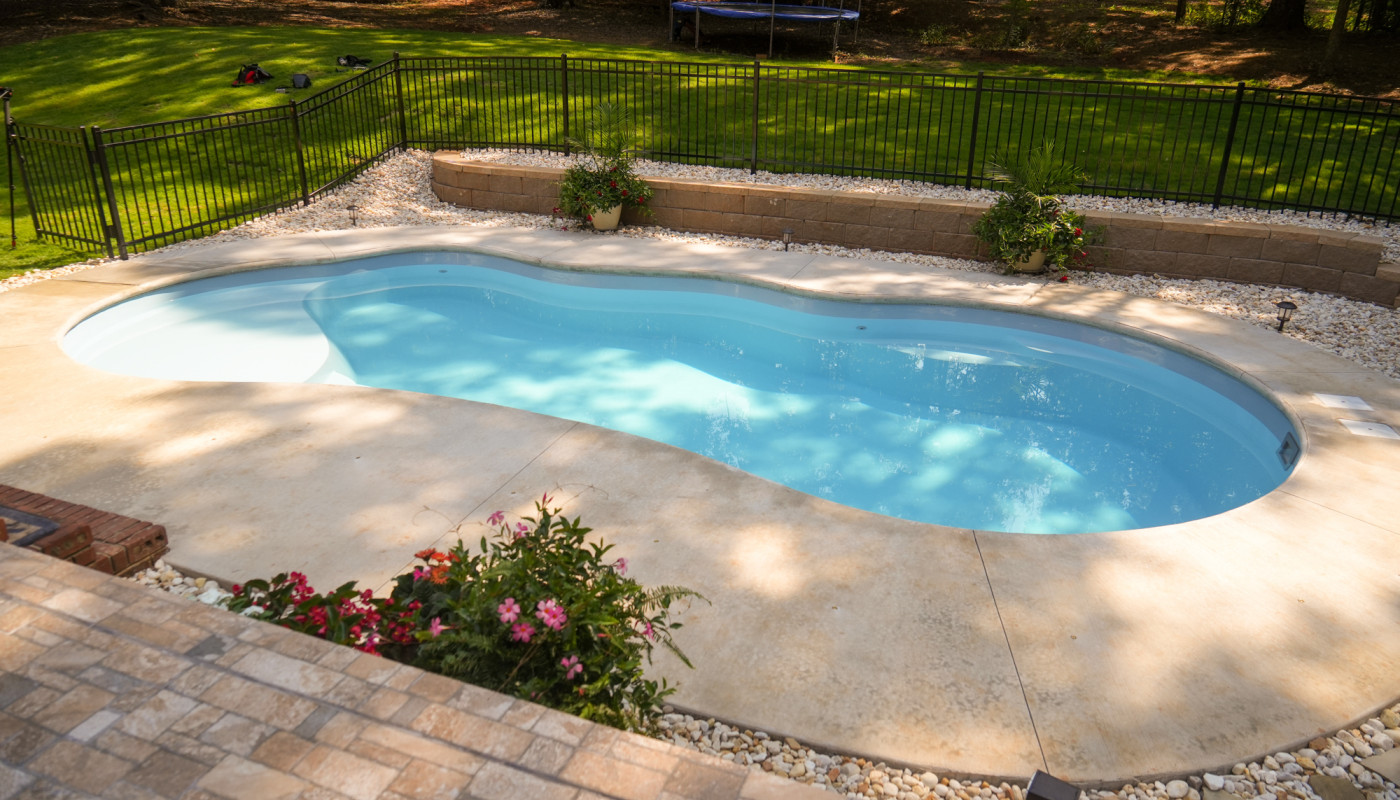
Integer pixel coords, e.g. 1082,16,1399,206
612,558,628,576
428,617,451,637
536,598,567,631
561,655,582,680
497,597,521,624
412,567,427,581
642,620,655,640
488,510,505,525
514,522,530,539
541,492,551,505
510,622,536,643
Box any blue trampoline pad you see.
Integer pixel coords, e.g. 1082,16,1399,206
671,2,859,21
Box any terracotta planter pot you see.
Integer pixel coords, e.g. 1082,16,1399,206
590,205,623,231
1010,250,1048,274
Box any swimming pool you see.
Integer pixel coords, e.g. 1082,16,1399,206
64,251,1297,533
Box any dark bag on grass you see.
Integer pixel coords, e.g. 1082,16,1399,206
233,64,273,86
291,73,312,89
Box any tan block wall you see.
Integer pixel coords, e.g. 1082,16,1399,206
432,154,1398,307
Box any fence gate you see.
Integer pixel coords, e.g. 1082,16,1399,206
8,122,114,258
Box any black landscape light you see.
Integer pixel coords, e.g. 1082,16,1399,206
347,204,360,227
782,227,793,251
1274,299,1297,332
1026,770,1083,800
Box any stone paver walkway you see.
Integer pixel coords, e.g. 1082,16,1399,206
0,544,819,799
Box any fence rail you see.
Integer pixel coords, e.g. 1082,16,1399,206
6,54,1397,258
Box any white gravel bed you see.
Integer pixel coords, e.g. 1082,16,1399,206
3,148,1396,380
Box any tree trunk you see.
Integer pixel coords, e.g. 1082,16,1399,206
1175,0,1189,22
1258,0,1307,29
1323,0,1353,69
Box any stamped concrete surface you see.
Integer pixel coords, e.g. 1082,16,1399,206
2,227,1399,784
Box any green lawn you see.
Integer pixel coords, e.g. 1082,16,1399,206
0,26,1391,277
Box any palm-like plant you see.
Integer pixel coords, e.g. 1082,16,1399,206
557,102,654,225
972,140,1091,273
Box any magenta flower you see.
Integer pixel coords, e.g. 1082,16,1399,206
612,558,628,576
412,567,427,581
497,597,521,624
510,622,536,643
514,522,530,540
488,510,505,525
541,492,552,505
428,617,451,637
561,655,582,680
535,598,567,631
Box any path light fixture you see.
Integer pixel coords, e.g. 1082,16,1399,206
347,204,360,227
782,228,793,251
1026,771,1083,800
1274,299,1298,332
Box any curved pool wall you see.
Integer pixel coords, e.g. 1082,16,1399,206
64,251,1297,534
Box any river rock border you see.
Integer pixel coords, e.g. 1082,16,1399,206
430,153,1399,307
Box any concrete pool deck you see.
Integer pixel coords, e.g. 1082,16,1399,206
2,226,1400,785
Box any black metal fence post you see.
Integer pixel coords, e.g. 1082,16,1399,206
3,88,14,249
288,100,311,207
561,54,571,156
1213,82,1247,209
392,52,409,151
87,126,126,260
964,72,985,190
750,60,761,174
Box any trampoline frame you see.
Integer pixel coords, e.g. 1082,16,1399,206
668,0,862,58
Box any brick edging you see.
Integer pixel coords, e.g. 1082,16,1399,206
0,484,169,576
430,153,1398,307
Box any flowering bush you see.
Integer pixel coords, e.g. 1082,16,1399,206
223,571,421,657
222,498,701,733
556,102,654,223
390,497,702,732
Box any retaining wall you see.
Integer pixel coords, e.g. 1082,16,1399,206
431,153,1399,306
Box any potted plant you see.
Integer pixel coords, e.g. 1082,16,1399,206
557,102,654,231
971,140,1091,274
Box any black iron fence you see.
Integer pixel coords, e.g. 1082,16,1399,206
7,54,1397,258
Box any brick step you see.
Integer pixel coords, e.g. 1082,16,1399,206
1378,263,1400,285
0,486,168,577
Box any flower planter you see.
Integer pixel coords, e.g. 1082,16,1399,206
591,204,623,231
1010,250,1048,274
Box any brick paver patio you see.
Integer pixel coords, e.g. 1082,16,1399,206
0,544,823,799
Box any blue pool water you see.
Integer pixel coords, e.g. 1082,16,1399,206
65,252,1297,533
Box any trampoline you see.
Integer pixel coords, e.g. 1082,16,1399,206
670,0,861,58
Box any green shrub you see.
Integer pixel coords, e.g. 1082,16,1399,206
971,140,1095,272
557,102,655,223
225,498,702,733
391,497,703,731
918,24,956,46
